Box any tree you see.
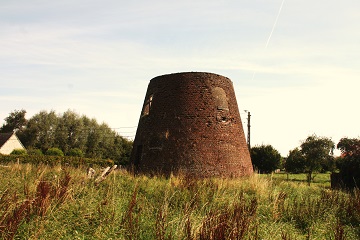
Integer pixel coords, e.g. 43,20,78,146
336,137,360,189
83,117,102,158
250,145,282,173
285,148,306,174
55,110,85,154
0,109,27,133
12,109,133,165
19,110,58,152
300,135,335,185
337,137,360,156
119,138,133,165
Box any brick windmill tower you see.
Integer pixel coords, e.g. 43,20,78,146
130,72,253,178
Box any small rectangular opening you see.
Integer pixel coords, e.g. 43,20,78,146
142,94,153,116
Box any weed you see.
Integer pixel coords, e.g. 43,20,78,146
0,192,31,240
183,214,193,240
1,165,360,239
121,183,141,240
198,194,257,240
333,218,346,240
155,200,171,240
281,230,294,240
0,168,72,239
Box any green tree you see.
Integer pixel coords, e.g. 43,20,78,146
13,109,133,164
285,148,306,174
336,137,360,189
79,116,97,158
337,137,360,156
20,110,58,152
0,109,27,133
300,135,335,185
250,145,282,173
55,110,85,154
119,137,133,165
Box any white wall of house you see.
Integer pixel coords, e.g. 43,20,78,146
0,134,25,155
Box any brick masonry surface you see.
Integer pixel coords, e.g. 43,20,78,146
130,72,253,178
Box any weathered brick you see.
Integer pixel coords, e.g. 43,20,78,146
130,72,253,178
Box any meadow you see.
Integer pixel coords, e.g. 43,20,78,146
0,163,359,240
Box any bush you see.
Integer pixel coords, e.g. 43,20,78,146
0,154,114,168
10,149,27,155
45,148,64,156
285,148,306,173
67,148,84,157
251,145,282,173
27,148,43,156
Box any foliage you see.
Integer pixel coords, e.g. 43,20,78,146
45,148,64,156
285,148,306,173
0,164,359,239
54,110,85,154
0,154,114,168
27,148,43,156
0,109,27,133
67,148,84,157
337,137,360,156
10,149,27,156
336,137,360,189
16,109,133,165
250,144,281,173
300,135,335,172
285,135,336,185
19,110,58,151
300,135,335,185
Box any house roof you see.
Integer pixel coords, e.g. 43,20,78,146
0,132,15,148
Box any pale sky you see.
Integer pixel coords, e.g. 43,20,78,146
1,0,359,156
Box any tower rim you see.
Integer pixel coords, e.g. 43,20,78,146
150,71,232,82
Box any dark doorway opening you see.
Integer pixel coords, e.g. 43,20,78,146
134,145,143,167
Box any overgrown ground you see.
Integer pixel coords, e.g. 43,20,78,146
0,163,359,240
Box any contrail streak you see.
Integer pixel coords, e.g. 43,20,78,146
251,0,285,81
265,0,285,49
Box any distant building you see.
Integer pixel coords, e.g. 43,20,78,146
130,72,253,178
0,132,25,155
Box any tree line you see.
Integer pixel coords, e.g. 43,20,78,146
0,109,133,165
251,134,360,188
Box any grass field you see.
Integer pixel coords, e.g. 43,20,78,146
270,172,332,187
0,163,359,239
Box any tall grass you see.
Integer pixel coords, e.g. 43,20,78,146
0,163,359,239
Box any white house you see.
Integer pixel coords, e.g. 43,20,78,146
0,132,25,155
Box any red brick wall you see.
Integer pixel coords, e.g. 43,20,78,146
130,72,253,178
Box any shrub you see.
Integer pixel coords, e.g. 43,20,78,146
10,149,27,155
285,148,306,173
251,145,282,173
27,148,43,156
45,148,64,156
0,154,114,168
67,148,84,157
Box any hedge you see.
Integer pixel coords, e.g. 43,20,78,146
0,154,114,168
